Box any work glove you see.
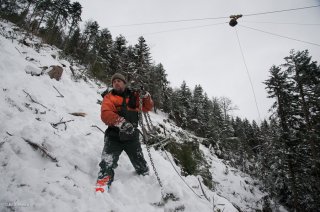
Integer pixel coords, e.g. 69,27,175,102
119,121,135,141
141,91,150,99
120,121,134,134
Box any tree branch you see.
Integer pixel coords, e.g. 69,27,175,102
22,138,58,162
6,131,13,136
53,86,64,98
23,89,48,109
51,118,74,130
69,112,86,117
91,125,104,134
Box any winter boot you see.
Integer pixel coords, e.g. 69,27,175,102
95,176,112,193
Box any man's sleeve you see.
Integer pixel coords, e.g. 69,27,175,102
101,94,124,126
142,95,154,112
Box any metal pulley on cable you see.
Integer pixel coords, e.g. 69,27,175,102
229,14,243,27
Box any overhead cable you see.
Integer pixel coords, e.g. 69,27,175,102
109,16,229,28
130,22,227,37
239,25,320,47
109,5,320,28
234,28,262,123
244,5,320,17
242,21,320,26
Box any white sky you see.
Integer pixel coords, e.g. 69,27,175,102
74,0,320,122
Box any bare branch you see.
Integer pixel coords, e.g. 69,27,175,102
53,86,64,98
91,125,104,134
15,47,22,54
22,138,58,162
23,89,48,109
51,119,74,130
69,112,86,117
6,131,13,136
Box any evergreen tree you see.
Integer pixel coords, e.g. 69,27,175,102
32,0,53,33
90,28,113,79
190,85,205,136
109,35,127,78
265,65,300,210
176,81,192,128
210,97,225,140
161,87,173,114
80,20,99,64
282,50,320,209
202,93,214,138
0,0,21,21
148,63,169,112
66,1,82,38
64,27,80,57
133,36,152,87
45,0,70,45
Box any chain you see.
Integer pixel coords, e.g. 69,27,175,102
146,112,155,130
143,112,152,131
138,91,208,204
146,139,164,193
138,92,165,198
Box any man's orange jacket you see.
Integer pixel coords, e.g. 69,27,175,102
101,90,153,126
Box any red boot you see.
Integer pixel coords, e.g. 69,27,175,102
95,176,111,193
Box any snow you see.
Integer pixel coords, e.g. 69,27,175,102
0,20,286,212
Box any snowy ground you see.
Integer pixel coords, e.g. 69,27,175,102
0,20,285,212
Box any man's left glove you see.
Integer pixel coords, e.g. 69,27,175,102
120,121,134,134
141,91,150,99
119,121,135,141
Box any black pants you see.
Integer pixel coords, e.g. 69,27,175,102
97,133,149,184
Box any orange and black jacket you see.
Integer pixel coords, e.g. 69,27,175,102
101,88,153,128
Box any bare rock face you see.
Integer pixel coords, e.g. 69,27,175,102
47,65,63,81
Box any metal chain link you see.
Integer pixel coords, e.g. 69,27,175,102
145,112,156,132
138,92,165,198
146,112,155,128
146,143,164,190
143,112,152,131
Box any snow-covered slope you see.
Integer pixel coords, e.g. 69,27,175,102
0,20,281,212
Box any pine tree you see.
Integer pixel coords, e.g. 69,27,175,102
210,97,225,141
265,65,300,210
149,63,169,112
32,0,53,33
45,0,70,45
176,81,192,128
67,1,82,38
282,50,320,209
64,27,80,56
190,85,205,136
80,20,99,64
90,28,113,79
133,36,152,87
0,0,21,21
109,35,127,78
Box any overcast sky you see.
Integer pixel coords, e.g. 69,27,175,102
74,0,320,122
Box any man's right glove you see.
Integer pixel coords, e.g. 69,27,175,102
119,121,135,141
120,121,134,134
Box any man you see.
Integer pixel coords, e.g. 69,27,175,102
95,73,153,193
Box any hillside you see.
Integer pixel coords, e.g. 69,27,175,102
0,20,286,212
